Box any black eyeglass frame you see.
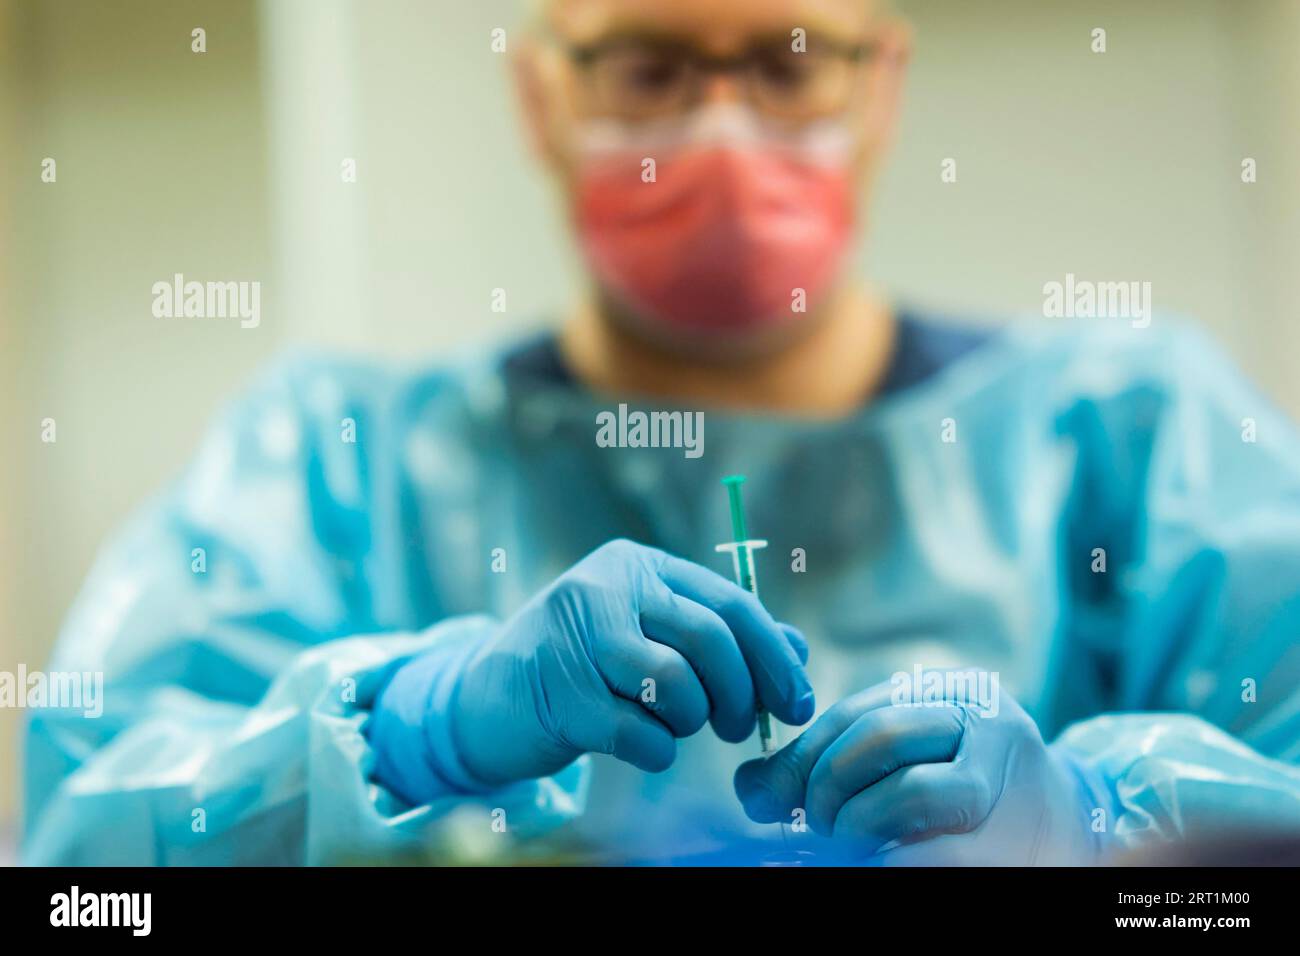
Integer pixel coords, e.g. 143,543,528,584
563,35,878,73
557,33,879,121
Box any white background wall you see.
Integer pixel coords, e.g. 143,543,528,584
2,0,1297,836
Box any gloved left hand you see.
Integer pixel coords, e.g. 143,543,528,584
734,672,1112,865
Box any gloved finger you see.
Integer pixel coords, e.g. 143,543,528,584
831,761,996,853
734,681,900,822
594,625,710,739
805,704,965,835
657,554,814,726
565,694,678,773
641,587,758,742
734,747,810,824
781,624,809,665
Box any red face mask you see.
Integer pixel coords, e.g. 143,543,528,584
574,108,857,335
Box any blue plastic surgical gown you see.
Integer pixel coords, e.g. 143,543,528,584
23,316,1300,864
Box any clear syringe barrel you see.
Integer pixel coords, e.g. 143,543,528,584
715,539,767,599
714,537,774,754
718,473,782,757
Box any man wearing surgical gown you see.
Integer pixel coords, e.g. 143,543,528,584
24,0,1300,865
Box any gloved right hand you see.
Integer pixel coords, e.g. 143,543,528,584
452,539,814,785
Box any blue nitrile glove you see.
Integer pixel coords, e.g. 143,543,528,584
734,672,1113,865
369,539,814,803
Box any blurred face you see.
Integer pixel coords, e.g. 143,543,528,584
517,0,910,355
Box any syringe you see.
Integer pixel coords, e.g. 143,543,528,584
716,475,809,863
714,475,776,756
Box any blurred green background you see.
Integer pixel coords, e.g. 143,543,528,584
1,0,1297,858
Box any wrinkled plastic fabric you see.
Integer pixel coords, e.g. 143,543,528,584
23,318,1300,864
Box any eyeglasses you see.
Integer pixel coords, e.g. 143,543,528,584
563,34,876,122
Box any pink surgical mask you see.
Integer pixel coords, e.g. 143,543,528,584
573,105,857,335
